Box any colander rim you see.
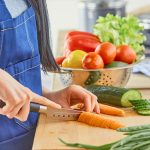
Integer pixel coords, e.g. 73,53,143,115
60,57,145,72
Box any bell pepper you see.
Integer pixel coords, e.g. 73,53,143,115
62,50,86,68
55,56,66,65
65,34,101,53
65,30,100,41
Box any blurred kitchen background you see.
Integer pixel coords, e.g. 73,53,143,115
42,0,150,89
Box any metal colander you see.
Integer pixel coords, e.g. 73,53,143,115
59,66,133,88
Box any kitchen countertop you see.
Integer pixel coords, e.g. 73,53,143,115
33,73,150,150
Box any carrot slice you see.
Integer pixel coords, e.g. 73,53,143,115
78,112,125,130
99,104,125,117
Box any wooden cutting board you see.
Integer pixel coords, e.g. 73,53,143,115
33,88,150,150
33,108,150,150
33,72,150,149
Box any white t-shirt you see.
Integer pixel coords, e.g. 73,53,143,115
4,0,28,18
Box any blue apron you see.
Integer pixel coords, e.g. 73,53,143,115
0,0,42,149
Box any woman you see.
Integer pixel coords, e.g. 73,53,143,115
0,0,100,150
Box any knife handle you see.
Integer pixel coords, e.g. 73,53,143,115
30,103,47,113
30,103,40,112
0,100,47,113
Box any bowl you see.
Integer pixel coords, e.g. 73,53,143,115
58,65,134,88
57,56,145,88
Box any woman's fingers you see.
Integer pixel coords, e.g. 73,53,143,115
71,85,98,113
6,102,25,119
93,103,100,114
82,94,92,112
0,102,13,115
25,87,62,108
31,93,62,109
16,101,30,122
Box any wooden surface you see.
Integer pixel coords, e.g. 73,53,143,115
126,73,150,89
33,74,150,150
33,110,150,150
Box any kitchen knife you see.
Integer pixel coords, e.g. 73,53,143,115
30,103,82,121
0,100,82,121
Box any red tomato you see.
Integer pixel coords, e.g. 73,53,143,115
55,56,66,65
115,45,137,64
82,52,104,69
95,42,116,65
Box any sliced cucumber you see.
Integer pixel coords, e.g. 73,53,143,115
85,85,142,107
129,99,150,106
134,105,150,111
138,110,150,116
121,90,142,107
130,99,150,115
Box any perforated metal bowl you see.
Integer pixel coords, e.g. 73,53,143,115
58,65,134,88
58,56,146,88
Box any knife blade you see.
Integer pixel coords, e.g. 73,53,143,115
0,100,82,121
30,103,82,121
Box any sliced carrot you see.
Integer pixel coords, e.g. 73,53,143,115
99,104,125,117
78,112,125,130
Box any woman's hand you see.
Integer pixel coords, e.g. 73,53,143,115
0,69,61,121
43,85,100,114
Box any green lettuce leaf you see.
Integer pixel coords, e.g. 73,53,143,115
93,14,146,59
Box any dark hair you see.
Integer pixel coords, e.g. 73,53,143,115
29,0,60,72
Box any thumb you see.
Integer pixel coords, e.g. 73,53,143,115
31,93,61,109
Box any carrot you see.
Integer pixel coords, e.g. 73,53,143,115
78,112,125,130
73,103,125,117
99,104,125,117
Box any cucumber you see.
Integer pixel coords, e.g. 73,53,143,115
130,99,150,115
84,71,100,85
129,99,150,106
85,85,142,107
134,105,150,111
105,61,128,68
138,110,150,116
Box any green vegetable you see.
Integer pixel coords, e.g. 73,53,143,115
117,124,150,132
58,138,115,150
60,124,150,150
85,85,142,107
111,132,150,149
129,99,150,106
105,61,128,68
129,99,150,115
93,14,146,59
84,71,100,85
132,141,150,150
134,105,150,111
138,110,150,116
124,129,150,135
